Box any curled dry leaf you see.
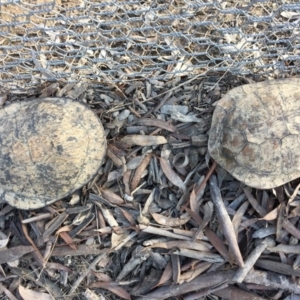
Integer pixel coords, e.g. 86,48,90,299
159,157,186,192
154,261,172,287
260,206,278,221
189,188,197,212
89,282,131,300
179,262,212,284
131,153,152,191
107,170,123,182
108,144,127,157
204,223,231,263
172,153,189,168
58,232,77,251
121,135,167,146
19,285,53,300
101,188,124,204
2,283,18,300
127,155,145,170
119,208,137,226
97,204,118,227
289,205,300,218
140,189,155,217
123,170,131,195
0,93,8,107
84,288,105,300
93,271,113,282
107,149,123,167
152,212,191,227
171,111,202,123
0,233,9,249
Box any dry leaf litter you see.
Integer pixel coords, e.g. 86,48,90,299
1,76,300,300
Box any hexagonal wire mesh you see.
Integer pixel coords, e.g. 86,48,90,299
0,0,300,90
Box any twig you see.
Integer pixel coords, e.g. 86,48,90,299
255,259,300,277
232,237,275,283
22,213,53,224
195,161,217,196
244,269,300,293
267,244,300,254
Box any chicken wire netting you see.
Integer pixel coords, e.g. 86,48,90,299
0,0,300,91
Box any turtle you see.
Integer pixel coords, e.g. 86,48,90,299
208,78,300,189
0,97,106,210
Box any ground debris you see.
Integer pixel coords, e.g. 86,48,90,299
1,76,299,300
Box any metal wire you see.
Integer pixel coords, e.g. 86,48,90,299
0,0,300,90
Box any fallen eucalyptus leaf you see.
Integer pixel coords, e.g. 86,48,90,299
121,135,167,146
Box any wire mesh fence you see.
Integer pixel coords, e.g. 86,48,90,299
0,0,300,91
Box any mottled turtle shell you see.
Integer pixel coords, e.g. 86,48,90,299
0,97,106,209
208,78,300,189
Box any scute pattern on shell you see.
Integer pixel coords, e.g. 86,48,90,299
0,97,106,209
208,78,300,189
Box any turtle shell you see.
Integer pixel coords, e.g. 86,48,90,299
208,78,300,189
0,97,106,209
